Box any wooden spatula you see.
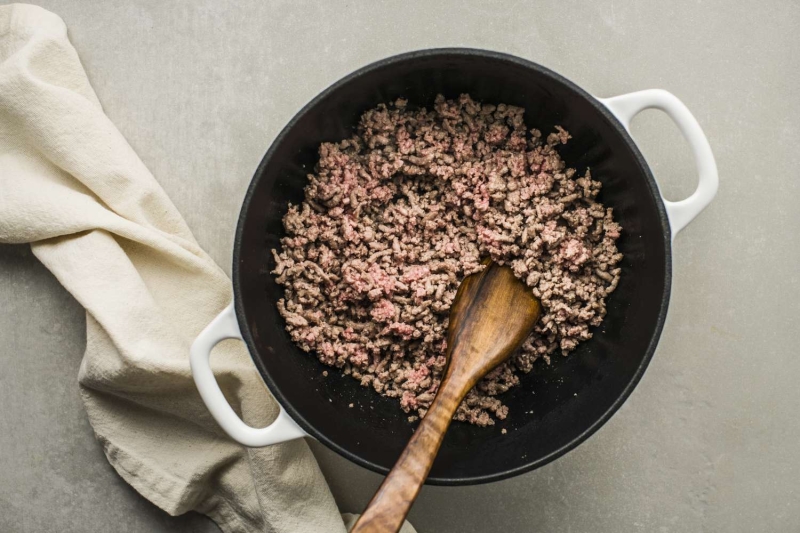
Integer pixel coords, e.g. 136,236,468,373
351,260,542,533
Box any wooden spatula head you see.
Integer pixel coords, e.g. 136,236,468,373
444,260,542,389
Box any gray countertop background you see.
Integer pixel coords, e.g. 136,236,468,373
1,1,799,532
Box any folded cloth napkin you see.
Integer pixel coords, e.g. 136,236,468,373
0,4,415,532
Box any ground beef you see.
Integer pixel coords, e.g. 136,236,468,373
272,94,622,426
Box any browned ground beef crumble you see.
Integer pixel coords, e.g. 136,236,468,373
272,94,622,426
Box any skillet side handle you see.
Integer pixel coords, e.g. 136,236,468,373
190,303,307,447
598,89,719,238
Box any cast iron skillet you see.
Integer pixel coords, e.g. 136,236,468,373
191,48,718,485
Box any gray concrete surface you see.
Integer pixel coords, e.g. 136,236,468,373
1,1,799,532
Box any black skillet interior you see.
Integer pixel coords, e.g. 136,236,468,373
234,49,671,485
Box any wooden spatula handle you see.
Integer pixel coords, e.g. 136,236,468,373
350,376,467,533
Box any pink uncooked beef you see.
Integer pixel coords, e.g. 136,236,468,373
272,95,622,426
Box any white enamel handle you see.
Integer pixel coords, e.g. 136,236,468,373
190,303,307,447
598,89,718,238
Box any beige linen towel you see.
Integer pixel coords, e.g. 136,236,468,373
0,4,415,532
